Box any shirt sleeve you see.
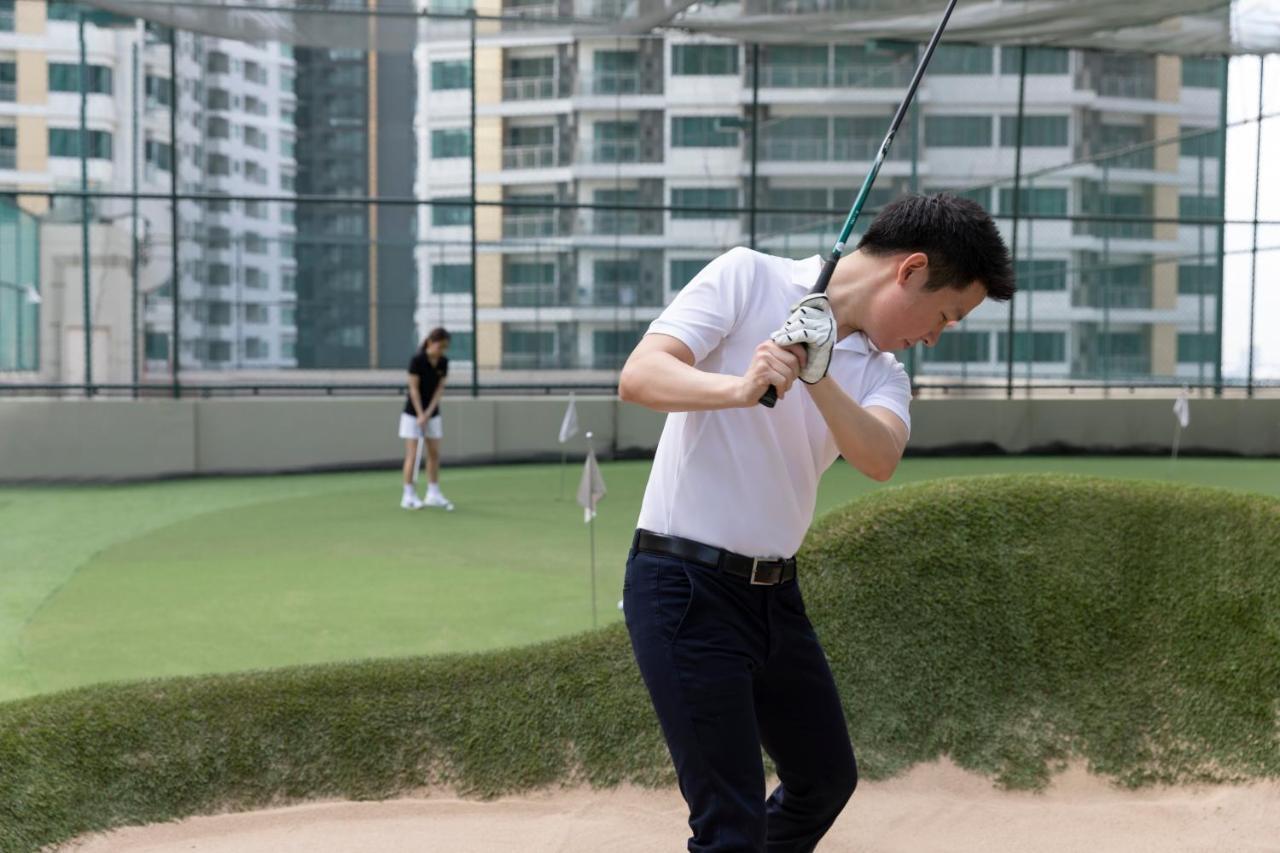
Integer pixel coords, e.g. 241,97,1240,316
440,357,449,377
408,355,422,375
860,354,912,438
646,246,755,364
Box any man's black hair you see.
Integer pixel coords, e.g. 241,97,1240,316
856,193,1015,301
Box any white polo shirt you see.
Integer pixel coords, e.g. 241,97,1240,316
635,247,912,559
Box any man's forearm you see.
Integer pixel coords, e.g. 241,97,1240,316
619,352,745,413
806,378,904,482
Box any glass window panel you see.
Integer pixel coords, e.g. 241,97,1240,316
672,44,738,75
925,115,992,147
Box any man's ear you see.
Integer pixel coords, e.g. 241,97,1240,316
896,252,929,288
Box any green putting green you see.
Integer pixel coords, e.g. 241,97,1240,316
2,456,1278,703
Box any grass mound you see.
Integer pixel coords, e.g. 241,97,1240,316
2,475,1277,851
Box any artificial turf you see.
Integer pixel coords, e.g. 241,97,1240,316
2,456,1278,702
2,473,1277,852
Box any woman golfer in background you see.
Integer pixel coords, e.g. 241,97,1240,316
399,327,454,511
618,194,1014,851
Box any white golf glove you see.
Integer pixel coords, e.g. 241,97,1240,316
771,293,836,384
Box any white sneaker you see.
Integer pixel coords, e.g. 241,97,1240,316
424,493,454,511
400,494,424,510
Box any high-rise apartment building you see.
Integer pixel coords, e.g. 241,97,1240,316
417,2,1225,387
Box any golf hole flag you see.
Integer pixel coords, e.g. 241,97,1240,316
1173,389,1190,429
559,393,580,444
577,446,606,523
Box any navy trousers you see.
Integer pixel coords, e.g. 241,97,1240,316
623,543,858,853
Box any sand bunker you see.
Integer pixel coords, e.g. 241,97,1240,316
62,759,1280,852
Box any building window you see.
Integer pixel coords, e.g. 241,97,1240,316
1015,259,1067,291
671,116,739,147
144,332,169,360
48,63,114,95
244,338,269,359
1177,264,1218,295
243,126,268,149
0,0,13,31
923,331,990,362
1178,195,1221,220
1000,47,1069,75
207,116,230,138
669,258,711,292
205,87,230,110
431,263,472,294
924,115,992,147
998,187,1068,216
431,197,472,226
207,263,232,286
243,61,267,85
1182,57,1223,89
206,153,231,175
431,128,471,158
591,121,639,162
672,44,738,75
997,331,1067,363
1000,115,1068,147
144,139,172,171
207,52,230,74
244,267,267,289
244,233,267,255
931,44,993,75
1180,126,1219,157
431,59,471,90
591,50,637,94
146,74,173,107
1177,332,1215,362
48,128,113,159
0,62,16,101
671,187,738,219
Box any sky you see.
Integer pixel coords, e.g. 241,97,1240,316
1222,54,1279,381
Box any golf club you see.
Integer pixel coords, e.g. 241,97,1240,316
760,0,961,408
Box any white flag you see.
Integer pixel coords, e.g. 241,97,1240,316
1173,389,1190,429
576,446,607,523
558,393,580,444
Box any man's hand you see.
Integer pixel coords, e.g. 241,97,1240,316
739,340,805,406
771,293,835,384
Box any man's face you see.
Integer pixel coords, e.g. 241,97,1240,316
864,252,988,353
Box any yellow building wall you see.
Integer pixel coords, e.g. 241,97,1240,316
477,320,502,368
1151,324,1176,377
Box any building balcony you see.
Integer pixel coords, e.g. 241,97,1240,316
578,139,642,164
585,209,663,236
1096,74,1157,100
503,75,559,101
759,136,907,162
502,144,558,169
758,63,912,89
502,283,563,307
577,71,655,96
1072,284,1153,310
502,211,560,238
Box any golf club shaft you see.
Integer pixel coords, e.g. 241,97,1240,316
759,0,961,408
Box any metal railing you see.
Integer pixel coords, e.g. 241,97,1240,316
579,139,642,164
1097,74,1157,99
502,144,557,169
577,71,646,96
503,75,558,100
502,211,559,237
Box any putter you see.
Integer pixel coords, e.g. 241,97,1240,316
413,435,425,487
760,0,961,407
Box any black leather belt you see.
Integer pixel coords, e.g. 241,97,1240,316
633,529,797,586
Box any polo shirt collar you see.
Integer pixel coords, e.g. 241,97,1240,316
792,255,873,355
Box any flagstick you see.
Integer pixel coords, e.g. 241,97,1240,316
586,431,598,629
1171,422,1182,462
559,447,566,500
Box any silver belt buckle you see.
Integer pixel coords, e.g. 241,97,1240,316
750,558,779,585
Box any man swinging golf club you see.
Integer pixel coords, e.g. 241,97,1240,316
618,192,1014,852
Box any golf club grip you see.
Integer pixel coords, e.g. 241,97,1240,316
758,257,840,407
